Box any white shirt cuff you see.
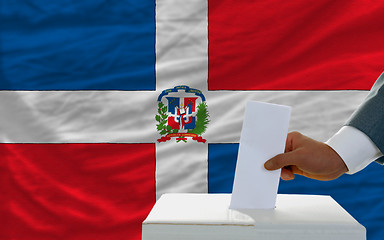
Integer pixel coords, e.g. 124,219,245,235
326,126,383,174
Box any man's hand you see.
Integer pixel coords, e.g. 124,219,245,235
264,131,348,181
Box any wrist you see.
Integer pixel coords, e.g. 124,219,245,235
324,143,348,176
326,126,382,174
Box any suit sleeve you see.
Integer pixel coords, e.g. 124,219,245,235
346,72,384,164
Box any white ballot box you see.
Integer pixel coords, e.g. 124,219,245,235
142,193,366,240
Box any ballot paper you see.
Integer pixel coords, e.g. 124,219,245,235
230,101,291,209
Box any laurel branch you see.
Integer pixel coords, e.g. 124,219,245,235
187,102,209,135
156,102,178,136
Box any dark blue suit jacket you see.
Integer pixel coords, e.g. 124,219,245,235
346,72,384,164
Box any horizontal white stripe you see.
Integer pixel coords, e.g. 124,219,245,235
206,90,369,143
0,91,367,143
0,91,158,143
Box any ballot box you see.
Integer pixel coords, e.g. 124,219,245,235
142,193,366,240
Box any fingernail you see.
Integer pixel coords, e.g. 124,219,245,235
264,160,273,170
281,171,294,180
281,170,289,179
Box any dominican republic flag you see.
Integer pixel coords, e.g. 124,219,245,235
2,1,384,240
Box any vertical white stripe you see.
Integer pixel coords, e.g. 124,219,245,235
155,141,208,199
155,0,209,198
156,0,208,91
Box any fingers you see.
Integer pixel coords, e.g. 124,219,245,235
264,131,347,181
264,151,299,171
284,131,302,152
265,131,304,171
281,167,295,180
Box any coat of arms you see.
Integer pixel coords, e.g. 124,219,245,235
156,86,209,143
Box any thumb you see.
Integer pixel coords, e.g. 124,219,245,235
264,151,299,170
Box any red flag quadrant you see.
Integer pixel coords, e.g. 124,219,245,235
209,0,384,90
1,143,155,240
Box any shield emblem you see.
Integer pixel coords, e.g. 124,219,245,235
156,86,209,143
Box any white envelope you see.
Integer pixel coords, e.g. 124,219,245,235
230,101,291,209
